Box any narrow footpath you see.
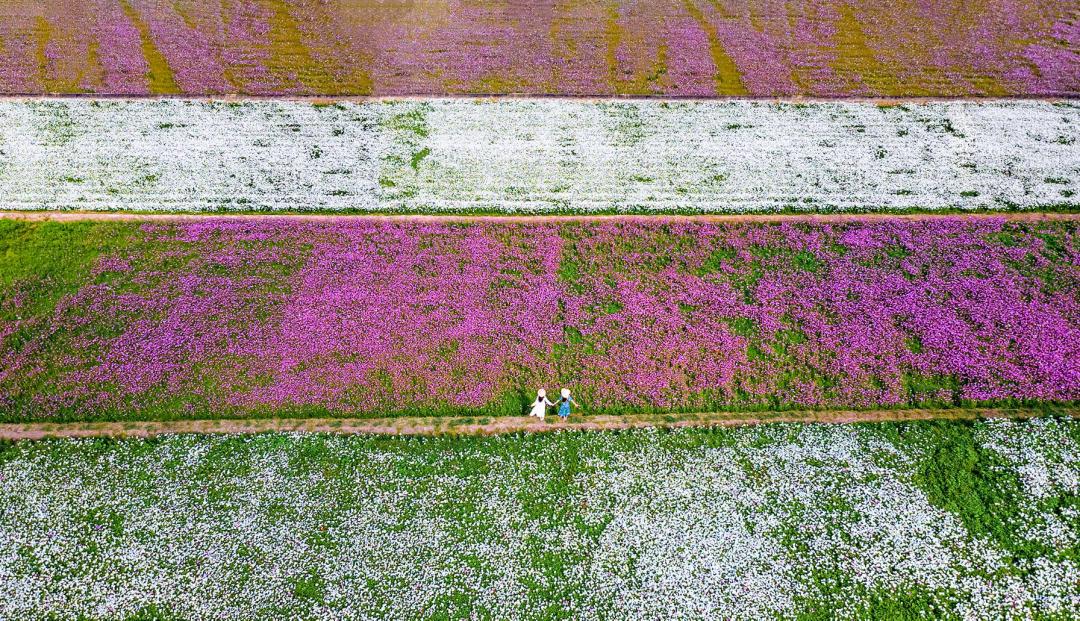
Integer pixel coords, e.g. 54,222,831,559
1,406,1074,440
1,211,1077,224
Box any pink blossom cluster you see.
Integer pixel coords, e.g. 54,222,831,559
0,0,1075,96
1,217,1077,420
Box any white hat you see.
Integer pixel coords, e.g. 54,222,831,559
537,389,546,398
560,388,570,398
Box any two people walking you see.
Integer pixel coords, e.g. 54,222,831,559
529,388,580,422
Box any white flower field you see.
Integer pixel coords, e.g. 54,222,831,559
1,418,1077,620
0,99,1075,213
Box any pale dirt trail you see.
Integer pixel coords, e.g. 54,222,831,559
0,95,1073,103
1,407,1074,440
2,211,1078,225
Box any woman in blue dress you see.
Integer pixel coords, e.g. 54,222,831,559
557,388,580,421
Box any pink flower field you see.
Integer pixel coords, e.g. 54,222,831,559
1,0,1076,96
1,217,1076,421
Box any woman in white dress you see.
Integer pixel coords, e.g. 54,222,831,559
529,389,555,420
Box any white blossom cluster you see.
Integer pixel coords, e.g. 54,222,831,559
977,418,1080,554
1,419,1077,619
0,99,1075,213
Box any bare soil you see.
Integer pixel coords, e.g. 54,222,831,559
0,95,1074,104
2,211,1077,225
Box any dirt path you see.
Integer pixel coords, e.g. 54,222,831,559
2,407,1074,440
0,95,1073,103
2,211,1077,225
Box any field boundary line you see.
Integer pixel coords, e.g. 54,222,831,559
0,95,1074,104
2,211,1078,224
2,407,1075,440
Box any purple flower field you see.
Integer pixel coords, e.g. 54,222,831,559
1,217,1076,421
0,0,1076,96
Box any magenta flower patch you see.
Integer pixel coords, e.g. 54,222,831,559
0,217,1076,420
0,0,1075,96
